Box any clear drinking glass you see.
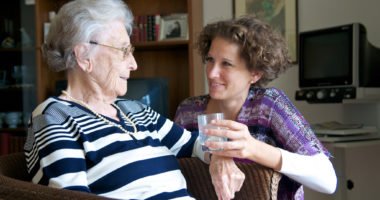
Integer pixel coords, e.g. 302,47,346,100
197,113,227,151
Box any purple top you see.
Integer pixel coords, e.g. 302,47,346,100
174,87,330,200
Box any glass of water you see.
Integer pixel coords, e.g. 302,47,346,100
197,113,227,151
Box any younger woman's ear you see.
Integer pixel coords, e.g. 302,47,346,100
73,43,91,72
250,71,263,84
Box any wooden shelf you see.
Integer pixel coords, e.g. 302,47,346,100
0,84,34,90
0,48,22,52
0,128,27,133
134,40,189,49
0,47,36,52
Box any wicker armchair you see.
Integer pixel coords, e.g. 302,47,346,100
0,153,281,200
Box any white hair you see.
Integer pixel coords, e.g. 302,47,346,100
42,0,134,72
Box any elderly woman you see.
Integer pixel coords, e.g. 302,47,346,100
24,0,244,199
175,15,337,200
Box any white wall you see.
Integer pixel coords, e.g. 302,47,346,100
203,0,233,24
298,0,380,45
202,0,380,127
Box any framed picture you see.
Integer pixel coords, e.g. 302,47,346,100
159,14,188,40
234,0,298,63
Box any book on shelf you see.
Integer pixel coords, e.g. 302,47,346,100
132,14,162,43
9,134,26,153
0,132,26,155
154,14,161,41
0,132,10,155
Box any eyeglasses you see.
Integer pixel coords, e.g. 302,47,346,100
89,41,134,60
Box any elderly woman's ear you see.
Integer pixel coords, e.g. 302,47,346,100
73,43,92,73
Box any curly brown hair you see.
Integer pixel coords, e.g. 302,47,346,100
197,15,292,87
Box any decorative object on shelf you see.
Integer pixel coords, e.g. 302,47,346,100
25,0,36,5
44,11,56,42
20,27,33,47
159,13,188,40
11,65,26,84
1,36,15,48
4,112,22,128
23,112,31,126
0,18,15,48
234,0,298,63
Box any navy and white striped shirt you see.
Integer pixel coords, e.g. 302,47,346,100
24,97,204,199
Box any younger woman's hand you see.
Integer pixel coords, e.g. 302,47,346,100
204,119,257,160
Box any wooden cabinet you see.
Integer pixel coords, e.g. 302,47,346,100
0,1,35,155
34,0,204,118
0,1,36,115
305,140,380,200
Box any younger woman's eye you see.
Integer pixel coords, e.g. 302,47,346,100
222,61,233,67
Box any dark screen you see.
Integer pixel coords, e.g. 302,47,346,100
300,25,353,87
123,78,169,117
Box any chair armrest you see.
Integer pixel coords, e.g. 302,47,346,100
0,153,281,199
178,157,281,200
0,153,109,200
0,152,29,181
0,175,109,200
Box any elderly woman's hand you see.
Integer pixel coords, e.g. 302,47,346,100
209,155,245,200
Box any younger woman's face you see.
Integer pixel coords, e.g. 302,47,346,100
205,37,259,101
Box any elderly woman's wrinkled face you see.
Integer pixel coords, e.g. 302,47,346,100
205,37,260,101
91,20,137,97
